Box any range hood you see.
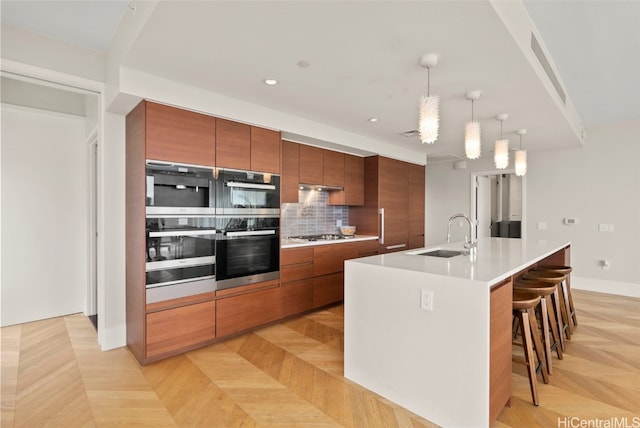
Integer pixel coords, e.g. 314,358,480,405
299,183,344,192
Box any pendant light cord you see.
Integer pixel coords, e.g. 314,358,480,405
471,99,475,121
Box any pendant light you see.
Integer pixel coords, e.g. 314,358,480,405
418,54,439,144
464,91,481,159
494,113,509,169
515,129,527,176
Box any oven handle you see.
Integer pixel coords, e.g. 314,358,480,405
226,230,277,237
146,256,216,271
149,230,217,238
226,181,276,190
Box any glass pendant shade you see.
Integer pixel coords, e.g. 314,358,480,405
465,121,481,159
494,139,509,169
419,95,439,144
515,150,527,176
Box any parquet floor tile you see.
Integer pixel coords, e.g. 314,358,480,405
1,289,638,427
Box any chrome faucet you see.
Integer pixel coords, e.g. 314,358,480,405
446,213,477,254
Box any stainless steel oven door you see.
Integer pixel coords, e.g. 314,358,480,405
146,160,216,215
145,225,216,291
215,228,279,290
217,169,279,215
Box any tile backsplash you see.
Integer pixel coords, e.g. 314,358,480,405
281,190,349,237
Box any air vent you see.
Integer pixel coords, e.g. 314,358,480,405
400,129,419,138
531,33,566,105
426,154,462,164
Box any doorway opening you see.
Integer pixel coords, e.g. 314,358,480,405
471,170,526,241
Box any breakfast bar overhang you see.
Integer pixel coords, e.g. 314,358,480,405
344,237,570,427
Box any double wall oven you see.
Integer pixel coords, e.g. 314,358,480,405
215,169,280,290
144,162,280,300
145,160,217,303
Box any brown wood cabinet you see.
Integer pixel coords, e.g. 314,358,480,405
216,118,251,170
299,145,324,184
408,163,426,249
313,273,343,308
281,140,300,204
146,300,216,359
350,156,424,253
144,101,216,166
216,284,282,337
281,280,314,318
489,278,513,424
313,243,357,277
250,126,281,173
323,150,344,187
329,154,364,206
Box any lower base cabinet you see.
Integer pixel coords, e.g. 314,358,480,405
216,286,282,337
281,279,314,317
146,300,216,359
313,273,344,308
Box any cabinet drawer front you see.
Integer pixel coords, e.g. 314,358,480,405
313,243,356,276
281,247,314,266
216,286,282,337
146,300,216,358
281,263,314,283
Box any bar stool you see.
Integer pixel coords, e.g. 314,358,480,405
522,270,572,341
512,293,548,406
534,265,577,328
514,279,564,375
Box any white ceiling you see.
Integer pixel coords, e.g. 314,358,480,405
2,1,638,161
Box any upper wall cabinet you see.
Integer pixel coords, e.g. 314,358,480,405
323,150,344,187
299,145,324,184
216,119,281,173
281,140,300,204
329,154,364,206
145,101,216,166
216,119,251,170
250,126,281,173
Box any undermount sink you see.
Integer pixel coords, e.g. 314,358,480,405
415,249,464,258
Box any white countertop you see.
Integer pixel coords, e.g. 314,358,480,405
281,234,378,249
348,237,570,286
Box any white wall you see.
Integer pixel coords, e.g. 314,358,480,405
426,118,640,296
1,104,88,326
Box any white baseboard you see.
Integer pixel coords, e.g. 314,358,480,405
100,323,127,351
572,276,640,298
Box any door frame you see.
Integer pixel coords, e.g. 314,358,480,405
470,169,527,240
2,59,106,343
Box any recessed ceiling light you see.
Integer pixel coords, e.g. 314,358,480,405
264,79,278,85
368,117,379,123
297,60,310,68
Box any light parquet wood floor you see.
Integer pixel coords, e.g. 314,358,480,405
2,289,639,427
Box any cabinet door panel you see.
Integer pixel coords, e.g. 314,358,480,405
251,126,281,173
281,279,313,317
313,273,343,308
379,157,409,249
216,118,251,170
146,300,216,358
313,243,356,277
323,150,344,187
409,163,425,238
281,141,300,203
145,102,216,166
299,145,324,184
216,286,282,337
344,154,364,206
490,279,513,424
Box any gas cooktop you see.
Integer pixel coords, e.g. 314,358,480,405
288,234,354,242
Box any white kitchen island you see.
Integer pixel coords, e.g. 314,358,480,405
344,237,570,427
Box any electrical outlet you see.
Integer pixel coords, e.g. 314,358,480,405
598,224,615,232
336,219,342,227
537,222,547,230
420,290,433,311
